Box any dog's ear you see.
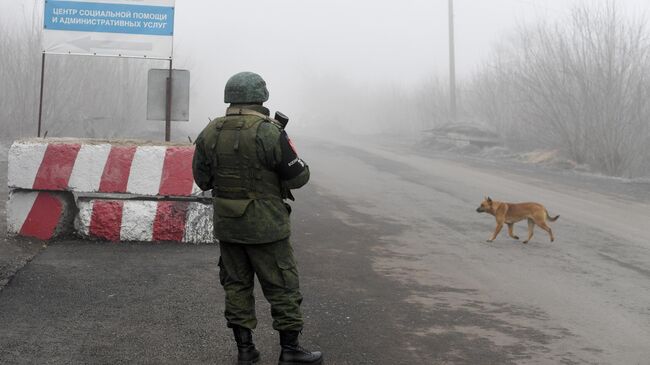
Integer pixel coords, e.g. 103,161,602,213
487,196,492,203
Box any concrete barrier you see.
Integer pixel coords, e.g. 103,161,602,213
6,138,214,244
8,139,201,196
75,199,213,243
7,190,76,240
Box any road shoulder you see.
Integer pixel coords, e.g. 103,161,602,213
0,238,44,291
1,160,45,291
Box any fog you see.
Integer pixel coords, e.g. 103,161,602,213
2,3,650,363
2,0,650,177
173,0,650,126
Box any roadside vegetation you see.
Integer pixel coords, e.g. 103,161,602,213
302,3,650,179
2,2,648,177
469,3,650,178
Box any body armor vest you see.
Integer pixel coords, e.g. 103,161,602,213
211,115,282,200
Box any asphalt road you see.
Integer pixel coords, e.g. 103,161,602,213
1,139,649,364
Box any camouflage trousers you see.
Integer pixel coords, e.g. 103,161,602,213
218,238,304,331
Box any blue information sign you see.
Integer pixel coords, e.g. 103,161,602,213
44,1,174,36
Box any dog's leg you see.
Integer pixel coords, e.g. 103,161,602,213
488,222,504,242
523,219,534,244
537,220,554,242
507,223,519,240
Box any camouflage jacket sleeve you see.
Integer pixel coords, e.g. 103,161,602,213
192,132,213,191
257,122,310,190
274,129,310,189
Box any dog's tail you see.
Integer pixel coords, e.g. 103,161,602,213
546,210,560,222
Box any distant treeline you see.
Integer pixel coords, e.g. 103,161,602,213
469,3,650,178
301,3,650,178
2,2,649,177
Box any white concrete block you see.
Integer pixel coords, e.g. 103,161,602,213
75,199,93,238
184,202,215,244
68,144,111,192
6,190,39,235
120,200,158,241
127,146,166,195
8,142,47,189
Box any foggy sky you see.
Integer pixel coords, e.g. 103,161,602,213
172,0,650,123
2,0,650,129
174,0,650,82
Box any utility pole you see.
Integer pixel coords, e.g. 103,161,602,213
448,0,457,123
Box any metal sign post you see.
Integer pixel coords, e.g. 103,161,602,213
38,0,176,140
37,53,46,137
147,68,190,140
165,59,172,141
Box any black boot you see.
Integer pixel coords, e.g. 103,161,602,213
278,331,323,365
232,326,260,365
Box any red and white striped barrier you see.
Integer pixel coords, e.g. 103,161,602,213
6,139,214,243
7,190,75,240
75,199,213,243
8,139,201,196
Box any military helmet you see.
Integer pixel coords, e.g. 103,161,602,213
224,72,269,104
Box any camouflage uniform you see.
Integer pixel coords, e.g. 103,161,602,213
194,72,321,365
192,103,309,332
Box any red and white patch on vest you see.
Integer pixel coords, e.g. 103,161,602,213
287,137,298,155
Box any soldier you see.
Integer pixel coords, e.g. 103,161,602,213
192,72,323,365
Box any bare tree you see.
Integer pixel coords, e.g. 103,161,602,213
468,2,650,177
0,1,162,143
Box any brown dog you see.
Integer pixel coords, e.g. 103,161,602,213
476,197,559,243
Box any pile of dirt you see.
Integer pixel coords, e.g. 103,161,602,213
417,135,599,176
420,123,502,152
517,149,590,172
478,146,513,159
